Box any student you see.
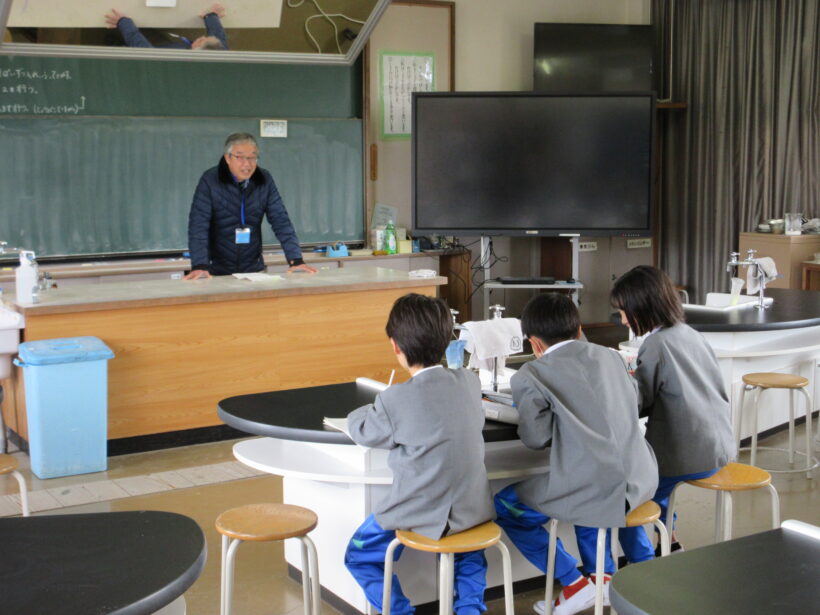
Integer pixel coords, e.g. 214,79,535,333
611,265,737,555
494,293,658,615
344,293,495,615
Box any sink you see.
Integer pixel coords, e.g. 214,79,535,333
684,293,774,312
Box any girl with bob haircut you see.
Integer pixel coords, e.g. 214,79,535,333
611,266,737,555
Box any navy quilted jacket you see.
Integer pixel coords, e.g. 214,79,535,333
187,157,304,275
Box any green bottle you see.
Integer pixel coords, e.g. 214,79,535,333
385,220,397,255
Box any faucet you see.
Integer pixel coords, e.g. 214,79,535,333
488,304,506,391
727,249,770,309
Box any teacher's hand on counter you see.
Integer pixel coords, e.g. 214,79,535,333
183,269,212,280
288,263,318,274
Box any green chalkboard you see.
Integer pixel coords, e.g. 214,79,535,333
0,55,364,258
0,55,361,118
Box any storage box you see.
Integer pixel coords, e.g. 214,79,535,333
16,336,114,479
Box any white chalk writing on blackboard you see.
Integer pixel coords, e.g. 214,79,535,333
0,68,72,80
0,67,86,114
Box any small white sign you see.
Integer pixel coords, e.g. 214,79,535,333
578,241,598,252
371,203,398,229
146,0,177,7
260,120,288,138
627,238,653,249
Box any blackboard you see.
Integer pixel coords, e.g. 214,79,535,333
0,55,364,258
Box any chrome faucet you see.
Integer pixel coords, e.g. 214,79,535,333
488,304,506,392
727,249,770,309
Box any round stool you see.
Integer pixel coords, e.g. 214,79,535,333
736,372,817,478
382,521,513,615
215,503,319,615
0,454,29,517
667,462,780,543
544,501,670,615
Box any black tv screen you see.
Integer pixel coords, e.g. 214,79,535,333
534,23,656,93
412,92,655,236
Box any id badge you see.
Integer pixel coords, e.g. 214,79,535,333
235,227,251,244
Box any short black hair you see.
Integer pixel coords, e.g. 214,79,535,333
520,293,581,346
385,293,452,368
610,266,683,336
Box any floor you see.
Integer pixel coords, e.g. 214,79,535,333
1,427,817,615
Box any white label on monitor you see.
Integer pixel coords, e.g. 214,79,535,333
525,230,540,235
260,120,288,138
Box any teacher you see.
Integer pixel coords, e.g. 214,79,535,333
184,133,317,279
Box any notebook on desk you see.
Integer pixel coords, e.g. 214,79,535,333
481,394,519,425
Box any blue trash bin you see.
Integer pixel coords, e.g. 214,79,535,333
15,336,114,479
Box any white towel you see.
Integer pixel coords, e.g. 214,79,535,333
746,257,778,294
459,318,523,370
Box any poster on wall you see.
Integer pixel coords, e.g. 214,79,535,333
379,51,435,140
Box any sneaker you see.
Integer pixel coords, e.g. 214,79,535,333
533,577,596,615
589,573,612,607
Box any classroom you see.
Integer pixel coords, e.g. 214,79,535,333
0,1,818,614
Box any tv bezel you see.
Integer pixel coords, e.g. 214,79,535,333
411,91,656,237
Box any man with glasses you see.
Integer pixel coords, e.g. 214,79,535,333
184,133,316,279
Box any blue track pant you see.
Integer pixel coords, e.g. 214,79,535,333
494,484,656,579
620,467,719,562
344,514,489,615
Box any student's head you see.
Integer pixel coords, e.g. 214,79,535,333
385,293,452,369
223,133,258,181
520,293,581,356
610,265,683,336
192,35,225,50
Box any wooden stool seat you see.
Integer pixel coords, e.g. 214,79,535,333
216,503,317,542
625,500,661,527
668,463,780,543
216,503,320,615
395,521,501,553
687,462,771,491
0,453,19,474
741,372,808,389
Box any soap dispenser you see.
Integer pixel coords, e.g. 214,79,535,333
15,250,39,305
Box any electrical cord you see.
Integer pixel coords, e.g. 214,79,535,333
287,0,365,54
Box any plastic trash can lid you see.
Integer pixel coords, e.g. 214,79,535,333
18,336,114,366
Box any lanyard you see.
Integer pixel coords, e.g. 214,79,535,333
240,194,246,226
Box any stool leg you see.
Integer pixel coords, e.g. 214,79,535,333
798,388,815,478
443,553,455,615
495,540,514,615
654,519,670,556
220,534,228,615
667,483,682,537
11,470,28,517
714,492,724,543
767,484,781,528
545,518,558,615
735,383,748,445
722,492,734,541
222,538,242,615
382,538,401,615
302,535,321,615
594,528,606,615
610,527,618,572
751,388,764,467
299,538,311,615
789,390,796,465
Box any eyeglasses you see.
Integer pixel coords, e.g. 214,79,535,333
229,154,258,163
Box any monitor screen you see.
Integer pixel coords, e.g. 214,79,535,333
534,23,657,93
412,92,655,236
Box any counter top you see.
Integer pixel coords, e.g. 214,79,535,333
8,266,447,316
218,381,519,445
685,288,820,332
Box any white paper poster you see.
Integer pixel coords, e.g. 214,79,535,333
379,52,435,139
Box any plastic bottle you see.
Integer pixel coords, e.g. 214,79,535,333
15,250,38,305
385,220,397,255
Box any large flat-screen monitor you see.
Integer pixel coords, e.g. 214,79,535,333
412,92,655,236
534,23,657,93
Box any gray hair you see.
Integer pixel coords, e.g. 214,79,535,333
224,133,258,155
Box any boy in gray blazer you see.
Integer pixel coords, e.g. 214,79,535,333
344,294,495,615
494,293,658,615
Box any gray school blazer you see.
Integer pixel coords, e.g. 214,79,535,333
347,367,495,539
512,341,659,528
635,323,737,476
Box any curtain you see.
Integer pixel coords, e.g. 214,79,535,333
652,0,820,301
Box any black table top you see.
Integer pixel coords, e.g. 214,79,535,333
685,288,820,332
218,380,519,444
0,511,206,615
610,528,820,615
